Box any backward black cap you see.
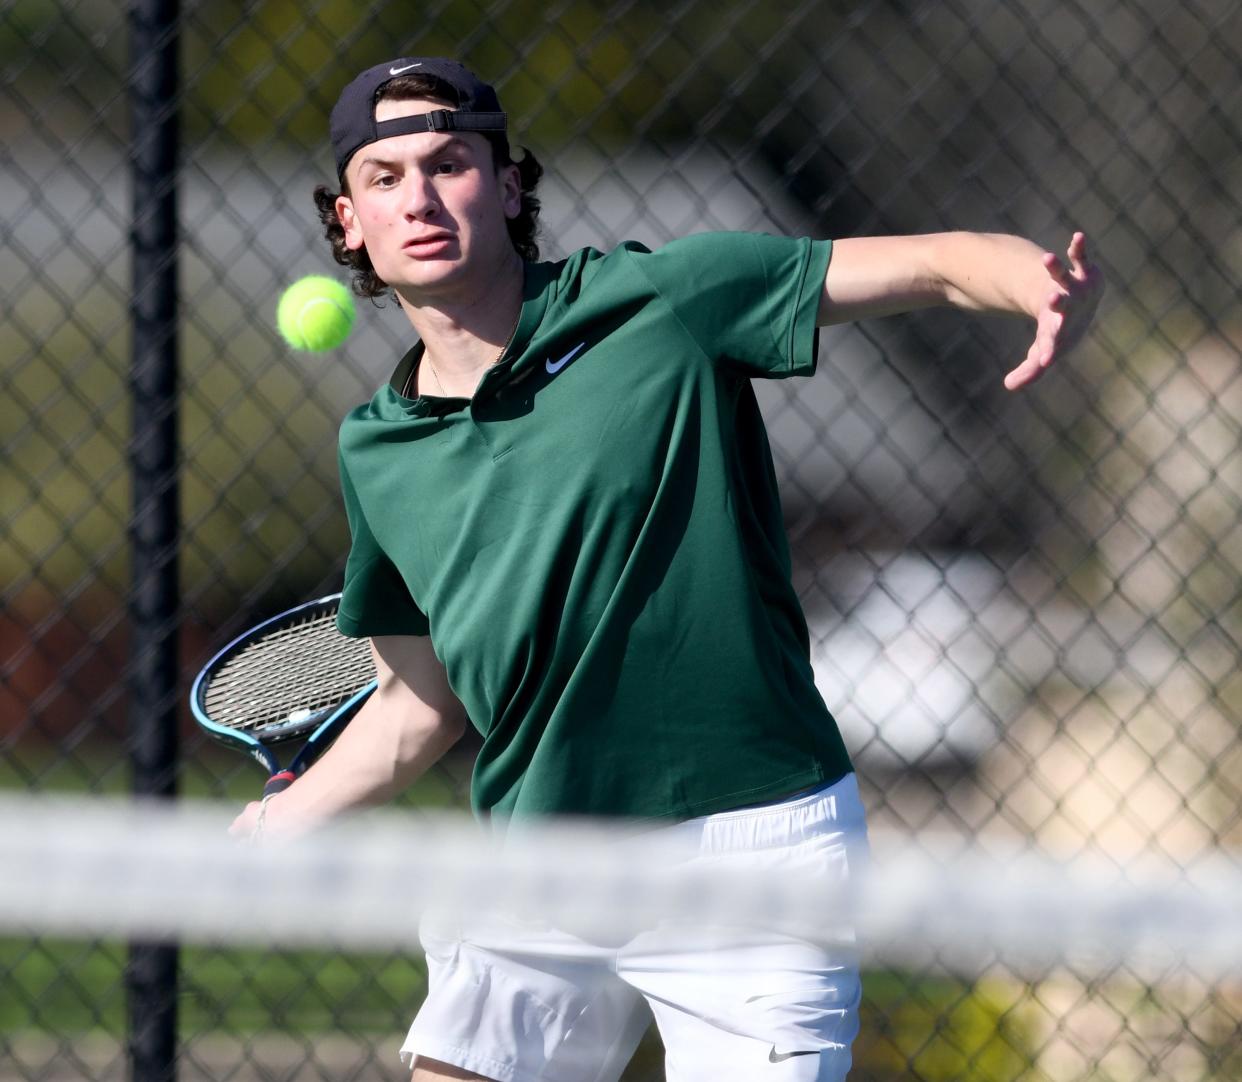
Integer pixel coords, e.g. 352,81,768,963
329,58,508,181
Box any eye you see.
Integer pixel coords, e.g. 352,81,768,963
372,172,398,188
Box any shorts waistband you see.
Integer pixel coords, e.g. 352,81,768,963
664,772,865,853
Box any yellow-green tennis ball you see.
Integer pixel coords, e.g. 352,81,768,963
277,276,356,351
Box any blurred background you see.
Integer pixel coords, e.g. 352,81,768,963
2,0,1240,1079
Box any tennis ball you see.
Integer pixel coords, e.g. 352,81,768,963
276,275,356,351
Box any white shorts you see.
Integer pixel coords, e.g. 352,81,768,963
402,773,869,1082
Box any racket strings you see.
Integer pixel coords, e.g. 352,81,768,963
202,610,373,734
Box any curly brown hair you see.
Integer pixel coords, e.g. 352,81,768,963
313,74,543,300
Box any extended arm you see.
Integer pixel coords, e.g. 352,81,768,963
818,231,1103,389
229,633,467,837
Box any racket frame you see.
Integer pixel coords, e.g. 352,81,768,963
189,593,377,791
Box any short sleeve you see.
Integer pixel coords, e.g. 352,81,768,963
336,448,431,639
624,232,832,379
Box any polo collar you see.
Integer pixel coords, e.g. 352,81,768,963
381,259,557,416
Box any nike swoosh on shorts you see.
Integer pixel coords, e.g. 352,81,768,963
768,1047,820,1063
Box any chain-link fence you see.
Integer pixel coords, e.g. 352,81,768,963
4,0,1242,1079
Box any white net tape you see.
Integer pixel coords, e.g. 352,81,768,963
3,795,1240,982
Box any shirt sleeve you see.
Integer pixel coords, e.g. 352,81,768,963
336,447,431,639
624,232,833,379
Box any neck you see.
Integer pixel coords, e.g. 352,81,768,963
397,249,525,381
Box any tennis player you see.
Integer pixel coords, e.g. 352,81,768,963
231,58,1102,1082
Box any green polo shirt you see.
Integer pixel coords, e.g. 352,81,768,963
337,231,851,821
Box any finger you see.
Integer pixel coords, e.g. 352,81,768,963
228,802,261,837
1004,358,1039,391
1028,320,1061,369
1043,251,1071,287
1067,232,1093,279
1004,344,1047,391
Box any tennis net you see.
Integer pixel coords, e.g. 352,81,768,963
3,793,1241,1081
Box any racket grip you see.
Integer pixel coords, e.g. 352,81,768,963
262,770,296,797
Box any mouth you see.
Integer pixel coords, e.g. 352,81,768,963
403,233,456,257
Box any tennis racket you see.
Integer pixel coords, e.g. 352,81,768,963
190,593,377,797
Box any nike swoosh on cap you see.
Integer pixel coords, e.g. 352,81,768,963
389,62,423,75
768,1048,820,1063
546,342,586,374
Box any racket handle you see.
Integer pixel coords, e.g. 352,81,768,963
262,770,296,797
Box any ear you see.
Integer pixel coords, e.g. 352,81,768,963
499,162,522,221
336,193,365,251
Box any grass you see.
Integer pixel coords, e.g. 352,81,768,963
2,939,428,1036
3,946,1040,1082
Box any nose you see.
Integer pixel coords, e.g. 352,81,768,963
403,173,439,221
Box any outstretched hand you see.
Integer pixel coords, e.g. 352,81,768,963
1004,232,1103,391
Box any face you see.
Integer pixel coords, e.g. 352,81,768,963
336,98,522,301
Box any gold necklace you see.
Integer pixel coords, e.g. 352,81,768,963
424,356,449,397
408,312,520,399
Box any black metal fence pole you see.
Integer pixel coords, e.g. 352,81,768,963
126,1,181,1080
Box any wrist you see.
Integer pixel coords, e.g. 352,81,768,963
252,792,277,839
252,785,324,839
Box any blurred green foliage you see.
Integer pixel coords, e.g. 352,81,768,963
0,0,875,163
857,970,1036,1081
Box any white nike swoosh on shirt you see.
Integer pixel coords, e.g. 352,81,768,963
546,342,586,374
388,62,423,75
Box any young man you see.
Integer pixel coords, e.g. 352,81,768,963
232,58,1102,1082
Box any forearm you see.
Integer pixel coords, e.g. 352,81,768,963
276,694,463,823
818,232,1050,325
929,232,1050,319
818,229,1101,390
239,692,464,840
229,632,469,837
